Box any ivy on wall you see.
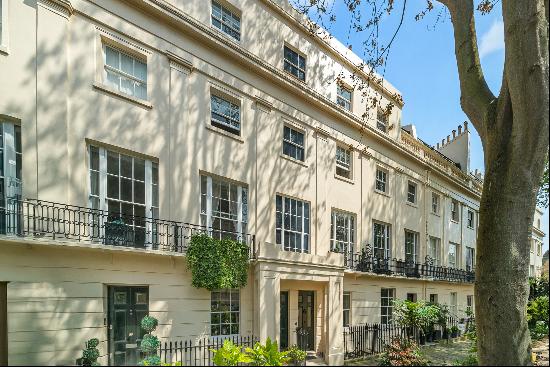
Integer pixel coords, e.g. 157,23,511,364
186,234,249,290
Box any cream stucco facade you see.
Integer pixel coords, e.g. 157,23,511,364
0,0,546,365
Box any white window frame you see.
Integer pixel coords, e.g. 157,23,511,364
404,230,418,264
331,210,355,256
335,146,352,179
0,122,22,235
102,44,148,100
451,199,460,222
210,93,241,135
431,192,440,214
200,174,248,240
337,84,352,111
428,236,442,266
467,210,474,228
275,194,310,253
465,246,475,271
343,291,351,327
373,221,391,259
210,289,240,337
88,145,158,247
381,288,395,324
466,295,474,313
283,45,306,82
375,167,388,194
407,181,417,204
448,242,458,268
376,109,388,132
450,292,458,316
210,0,241,41
282,125,305,162
0,0,9,52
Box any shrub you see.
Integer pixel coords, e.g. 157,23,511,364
286,345,307,365
244,338,290,366
138,316,161,366
531,320,549,340
212,339,251,366
529,276,549,300
186,234,249,290
81,338,100,366
378,337,428,366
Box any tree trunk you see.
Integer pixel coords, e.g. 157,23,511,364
475,128,542,366
438,0,549,365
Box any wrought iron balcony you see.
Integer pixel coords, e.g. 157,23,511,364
337,246,475,283
0,199,257,259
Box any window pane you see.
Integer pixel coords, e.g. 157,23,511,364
107,151,119,175
105,46,119,68
107,175,119,199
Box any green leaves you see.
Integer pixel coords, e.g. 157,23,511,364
141,315,159,334
244,338,290,366
81,338,100,366
212,339,252,366
212,338,291,366
186,234,249,290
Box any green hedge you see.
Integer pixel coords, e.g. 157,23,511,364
186,234,249,290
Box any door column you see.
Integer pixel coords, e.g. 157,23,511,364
256,268,279,343
325,276,344,365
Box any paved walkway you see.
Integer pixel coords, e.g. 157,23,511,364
304,351,327,366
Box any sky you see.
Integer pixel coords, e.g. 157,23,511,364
302,0,548,252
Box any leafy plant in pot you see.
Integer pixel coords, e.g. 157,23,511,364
450,325,459,338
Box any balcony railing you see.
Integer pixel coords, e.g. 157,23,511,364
339,247,475,283
0,199,257,259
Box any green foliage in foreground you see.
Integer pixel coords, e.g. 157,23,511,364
212,338,290,366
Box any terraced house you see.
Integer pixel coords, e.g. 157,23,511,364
0,0,546,365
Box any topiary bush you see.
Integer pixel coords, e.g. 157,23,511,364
186,234,249,290
138,315,161,366
81,338,100,366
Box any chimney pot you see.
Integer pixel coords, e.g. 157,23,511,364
452,130,456,138
441,139,445,146
437,143,440,149
464,121,469,130
458,125,462,134
447,135,450,143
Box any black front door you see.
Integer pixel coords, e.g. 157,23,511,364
108,286,149,366
280,291,289,350
297,291,315,351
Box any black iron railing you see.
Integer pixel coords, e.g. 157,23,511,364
0,199,257,259
337,247,475,283
158,335,258,366
343,317,467,360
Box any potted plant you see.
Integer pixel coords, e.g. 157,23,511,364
450,325,459,338
285,345,307,366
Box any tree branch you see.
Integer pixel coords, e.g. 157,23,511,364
437,0,496,139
